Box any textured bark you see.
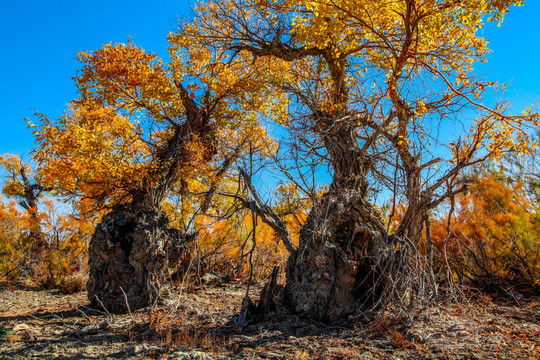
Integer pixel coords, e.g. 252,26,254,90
249,123,392,323
284,190,387,322
257,266,283,314
280,119,390,321
87,204,193,312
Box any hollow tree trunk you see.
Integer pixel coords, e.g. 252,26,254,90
87,87,214,312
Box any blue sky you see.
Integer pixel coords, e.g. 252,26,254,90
0,0,195,155
0,0,538,156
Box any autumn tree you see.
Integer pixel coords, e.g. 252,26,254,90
183,0,538,322
0,154,51,248
33,27,284,310
0,155,90,289
0,155,52,280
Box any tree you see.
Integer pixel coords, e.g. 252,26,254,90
0,154,52,280
0,155,90,289
0,154,51,248
33,33,284,311
184,0,538,322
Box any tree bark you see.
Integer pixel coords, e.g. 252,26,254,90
283,129,390,321
87,203,193,312
253,122,391,323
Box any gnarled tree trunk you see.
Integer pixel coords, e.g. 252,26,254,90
87,203,192,312
87,85,214,313
246,122,393,323
283,124,390,322
284,192,387,322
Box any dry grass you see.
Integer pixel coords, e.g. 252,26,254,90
58,272,88,294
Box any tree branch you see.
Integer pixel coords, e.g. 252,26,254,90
239,168,297,255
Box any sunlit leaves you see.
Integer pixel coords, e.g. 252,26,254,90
77,41,180,119
29,0,539,258
0,154,33,198
33,18,283,213
32,103,150,208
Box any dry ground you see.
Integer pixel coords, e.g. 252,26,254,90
0,281,538,359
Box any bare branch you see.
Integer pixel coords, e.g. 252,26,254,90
239,168,297,255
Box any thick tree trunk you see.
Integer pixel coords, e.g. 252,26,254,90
223,32,398,323
87,85,213,312
284,191,387,322
251,123,391,323
87,203,193,312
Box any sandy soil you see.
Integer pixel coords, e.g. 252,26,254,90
0,282,538,359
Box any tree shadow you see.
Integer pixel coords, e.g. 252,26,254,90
0,307,98,324
0,306,131,360
209,309,352,352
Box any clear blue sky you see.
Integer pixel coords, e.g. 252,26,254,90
0,0,538,156
0,0,195,155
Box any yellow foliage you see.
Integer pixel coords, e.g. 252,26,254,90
0,157,93,288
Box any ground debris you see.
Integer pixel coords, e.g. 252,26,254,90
0,284,539,359
172,349,224,359
71,320,110,337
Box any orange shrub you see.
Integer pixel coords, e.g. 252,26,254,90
431,175,540,291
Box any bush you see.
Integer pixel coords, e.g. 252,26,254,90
431,174,540,293
59,272,89,294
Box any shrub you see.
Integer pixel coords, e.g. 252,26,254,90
431,174,540,293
